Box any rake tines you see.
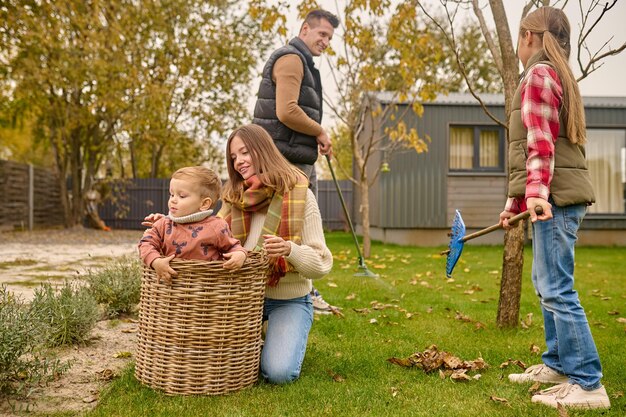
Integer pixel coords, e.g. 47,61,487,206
442,207,543,278
446,210,466,278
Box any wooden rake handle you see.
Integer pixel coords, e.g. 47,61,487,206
461,206,543,242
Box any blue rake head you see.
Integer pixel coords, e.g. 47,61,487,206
446,210,466,277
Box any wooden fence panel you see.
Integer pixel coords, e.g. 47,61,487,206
0,160,64,230
0,161,28,229
33,165,65,226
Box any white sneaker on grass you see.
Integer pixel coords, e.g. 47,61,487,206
508,364,568,384
311,288,340,315
531,382,611,409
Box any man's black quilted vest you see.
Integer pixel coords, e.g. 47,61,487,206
253,37,323,165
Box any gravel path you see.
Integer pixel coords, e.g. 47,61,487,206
0,227,144,416
0,227,144,301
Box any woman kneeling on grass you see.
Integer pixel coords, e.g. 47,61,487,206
144,124,333,384
220,124,333,384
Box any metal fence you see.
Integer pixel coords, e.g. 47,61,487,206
99,178,354,232
317,179,354,231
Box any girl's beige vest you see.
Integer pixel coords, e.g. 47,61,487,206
507,52,595,207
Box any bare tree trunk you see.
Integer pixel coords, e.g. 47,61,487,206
351,123,372,258
489,0,527,328
56,167,72,228
152,144,164,178
116,142,126,179
129,139,138,179
69,132,84,227
50,127,72,228
489,0,518,109
359,178,371,258
496,221,526,327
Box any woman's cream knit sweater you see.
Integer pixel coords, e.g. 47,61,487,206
243,189,333,299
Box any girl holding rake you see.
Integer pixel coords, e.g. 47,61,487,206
499,6,609,410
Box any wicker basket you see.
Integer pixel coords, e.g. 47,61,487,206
135,252,268,396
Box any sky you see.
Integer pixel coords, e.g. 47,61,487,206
503,1,626,97
248,0,626,123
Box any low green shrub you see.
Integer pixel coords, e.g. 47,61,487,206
86,256,141,318
30,281,99,347
0,285,68,398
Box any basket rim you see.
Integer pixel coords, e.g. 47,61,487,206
159,251,267,267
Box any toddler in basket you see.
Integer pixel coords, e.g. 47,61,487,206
139,166,247,282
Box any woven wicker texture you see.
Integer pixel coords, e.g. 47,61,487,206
135,252,268,396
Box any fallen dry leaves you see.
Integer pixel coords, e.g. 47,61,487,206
387,344,487,382
499,359,527,370
520,312,533,329
489,395,510,406
529,381,542,394
529,343,541,355
329,306,345,318
557,402,570,417
452,310,487,330
352,300,418,322
326,369,345,383
96,368,115,381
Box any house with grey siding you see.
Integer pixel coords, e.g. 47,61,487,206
357,93,626,246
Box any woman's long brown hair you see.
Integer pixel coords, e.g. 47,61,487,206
221,124,305,204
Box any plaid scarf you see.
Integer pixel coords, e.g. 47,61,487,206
220,174,308,286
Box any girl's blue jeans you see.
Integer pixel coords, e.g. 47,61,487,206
260,294,313,384
531,201,603,390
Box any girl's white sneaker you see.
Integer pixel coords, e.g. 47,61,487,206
508,364,568,384
531,382,611,409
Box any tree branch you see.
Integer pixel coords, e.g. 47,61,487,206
471,0,503,75
419,1,506,128
576,0,625,80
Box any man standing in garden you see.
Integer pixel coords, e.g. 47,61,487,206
252,9,339,314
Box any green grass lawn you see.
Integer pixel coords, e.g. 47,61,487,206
89,232,625,417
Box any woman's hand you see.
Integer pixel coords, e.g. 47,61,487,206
141,213,166,228
223,251,247,270
262,234,292,258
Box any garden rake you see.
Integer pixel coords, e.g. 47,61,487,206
325,155,378,278
442,206,543,277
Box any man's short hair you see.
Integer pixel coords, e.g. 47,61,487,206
304,9,339,29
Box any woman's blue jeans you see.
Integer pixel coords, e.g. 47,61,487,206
531,201,603,390
260,294,313,384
